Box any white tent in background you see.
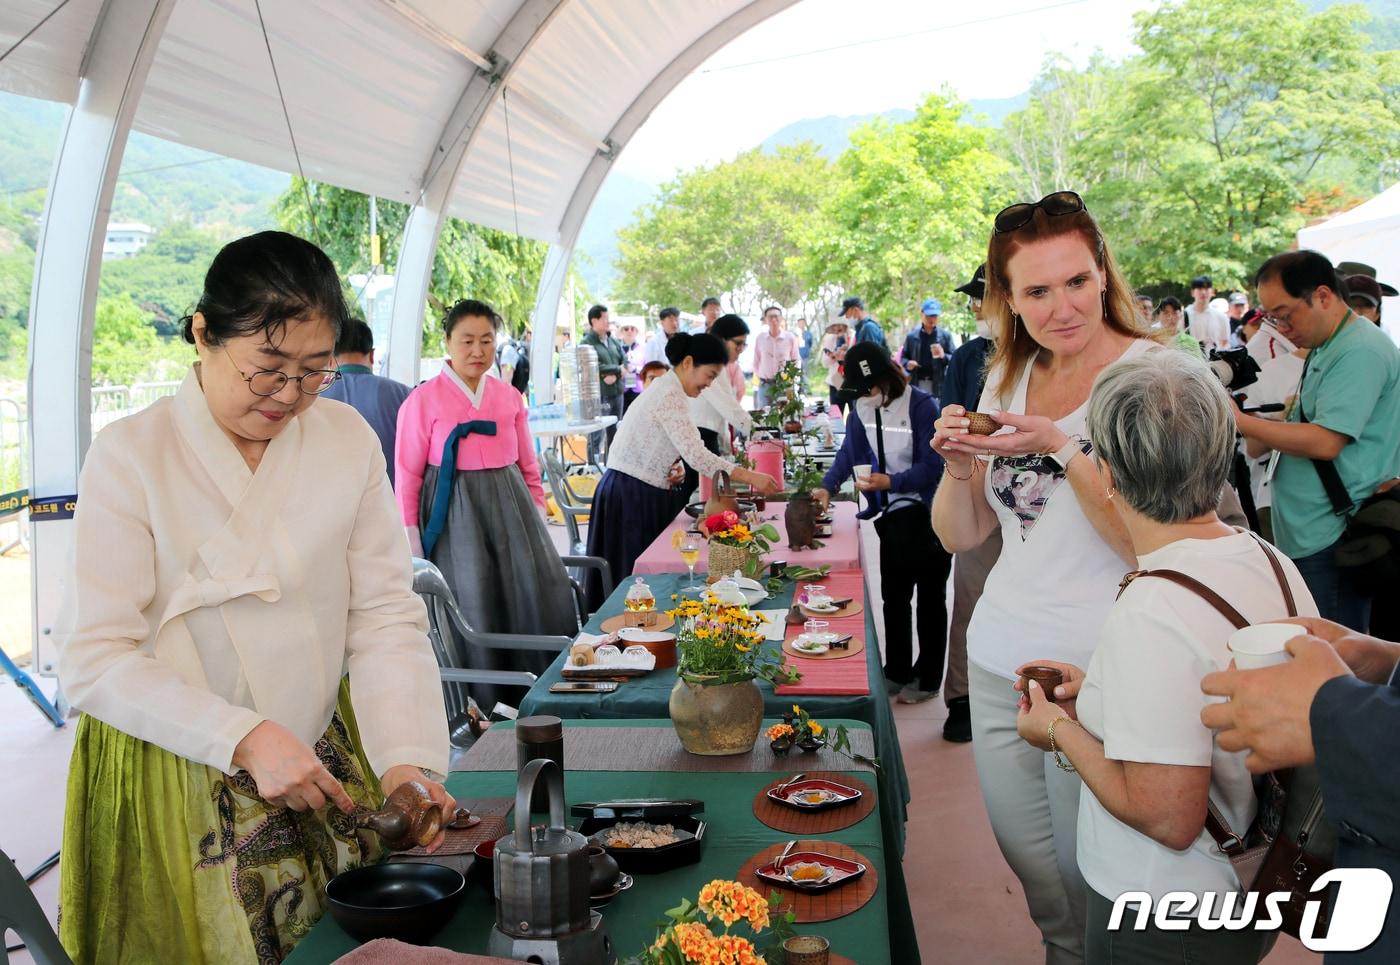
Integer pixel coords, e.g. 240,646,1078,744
1297,182,1400,344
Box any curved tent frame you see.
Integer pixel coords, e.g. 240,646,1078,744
0,0,800,673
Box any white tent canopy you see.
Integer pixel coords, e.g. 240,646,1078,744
0,0,799,674
1297,182,1400,341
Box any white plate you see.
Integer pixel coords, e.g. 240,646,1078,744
784,861,834,885
792,634,831,655
803,601,839,614
616,628,676,644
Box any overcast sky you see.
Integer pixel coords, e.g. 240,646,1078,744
614,0,1157,183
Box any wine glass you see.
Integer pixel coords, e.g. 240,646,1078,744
678,533,704,592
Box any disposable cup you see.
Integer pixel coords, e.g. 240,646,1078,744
854,464,872,481
1227,624,1300,670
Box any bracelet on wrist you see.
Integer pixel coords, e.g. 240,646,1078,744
1047,716,1082,772
944,462,974,481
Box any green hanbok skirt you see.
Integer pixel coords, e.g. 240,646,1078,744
59,683,386,964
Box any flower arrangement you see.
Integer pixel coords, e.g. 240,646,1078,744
630,879,795,965
667,593,799,687
770,705,879,768
699,510,781,579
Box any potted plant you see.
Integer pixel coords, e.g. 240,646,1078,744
784,459,825,551
666,594,799,756
700,510,781,580
629,879,794,965
770,705,881,768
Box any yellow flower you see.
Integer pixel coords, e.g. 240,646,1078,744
792,704,801,716
809,721,824,737
736,643,750,653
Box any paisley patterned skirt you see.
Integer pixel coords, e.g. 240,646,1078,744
58,683,385,964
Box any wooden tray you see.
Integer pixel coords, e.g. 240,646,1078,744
598,611,674,634
393,796,511,857
798,599,863,619
752,772,876,835
782,636,865,661
737,839,878,923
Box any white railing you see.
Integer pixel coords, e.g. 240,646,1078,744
91,381,179,432
0,396,29,553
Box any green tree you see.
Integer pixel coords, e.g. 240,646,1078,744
91,295,189,385
98,223,222,336
1068,0,1400,288
615,145,834,314
274,179,559,341
804,90,1008,325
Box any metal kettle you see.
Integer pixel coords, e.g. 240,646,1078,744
493,758,591,940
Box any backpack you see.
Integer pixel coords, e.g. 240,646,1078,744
1116,535,1335,939
510,341,531,394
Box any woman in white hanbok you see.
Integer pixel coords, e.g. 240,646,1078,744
55,231,452,964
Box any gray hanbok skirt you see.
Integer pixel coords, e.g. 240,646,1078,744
420,464,576,708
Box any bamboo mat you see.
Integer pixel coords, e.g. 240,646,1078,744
751,772,876,835
458,725,876,774
737,839,878,924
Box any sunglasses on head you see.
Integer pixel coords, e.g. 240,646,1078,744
993,190,1086,234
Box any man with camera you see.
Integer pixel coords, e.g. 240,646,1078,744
1229,250,1400,629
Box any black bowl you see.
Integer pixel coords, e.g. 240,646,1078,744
325,862,465,945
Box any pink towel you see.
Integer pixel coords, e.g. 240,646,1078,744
333,939,517,964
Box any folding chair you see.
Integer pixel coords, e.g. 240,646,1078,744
1,849,70,965
412,558,572,748
542,448,593,556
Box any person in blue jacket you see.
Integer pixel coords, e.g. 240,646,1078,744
811,342,949,703
1202,616,1400,963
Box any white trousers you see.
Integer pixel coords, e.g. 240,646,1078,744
969,660,1088,965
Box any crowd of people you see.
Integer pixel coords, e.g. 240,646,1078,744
44,180,1400,964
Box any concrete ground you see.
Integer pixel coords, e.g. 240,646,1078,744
0,516,1318,963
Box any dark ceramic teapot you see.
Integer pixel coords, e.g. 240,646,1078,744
785,494,820,550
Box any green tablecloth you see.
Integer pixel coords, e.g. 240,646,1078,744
518,572,910,851
286,743,917,963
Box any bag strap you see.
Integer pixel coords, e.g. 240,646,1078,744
873,405,889,517
1246,532,1298,617
1296,351,1355,517
1117,569,1250,628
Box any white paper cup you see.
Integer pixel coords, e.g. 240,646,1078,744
854,463,872,481
1227,624,1300,670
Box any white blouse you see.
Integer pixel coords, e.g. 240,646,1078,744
607,370,736,489
56,368,449,777
689,382,754,437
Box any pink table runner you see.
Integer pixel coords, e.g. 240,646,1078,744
775,569,871,696
633,501,863,575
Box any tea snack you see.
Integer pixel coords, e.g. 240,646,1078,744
597,821,681,849
569,642,596,667
964,412,1002,435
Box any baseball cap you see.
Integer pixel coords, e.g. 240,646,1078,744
838,342,898,398
1228,292,1248,306
1190,275,1212,289
954,264,987,300
840,296,865,316
921,298,942,316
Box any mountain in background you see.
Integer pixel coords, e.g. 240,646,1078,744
0,92,286,233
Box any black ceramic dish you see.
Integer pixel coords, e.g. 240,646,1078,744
573,799,706,873
325,862,465,944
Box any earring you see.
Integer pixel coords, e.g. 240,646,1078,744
1012,313,1022,339
1102,290,1108,317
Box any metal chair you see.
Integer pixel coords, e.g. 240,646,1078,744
542,448,594,556
559,555,613,626
412,558,572,747
1,849,70,965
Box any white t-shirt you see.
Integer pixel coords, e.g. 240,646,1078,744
966,339,1153,680
1075,531,1318,902
1186,305,1231,353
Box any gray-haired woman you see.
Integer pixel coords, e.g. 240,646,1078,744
1016,349,1317,964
